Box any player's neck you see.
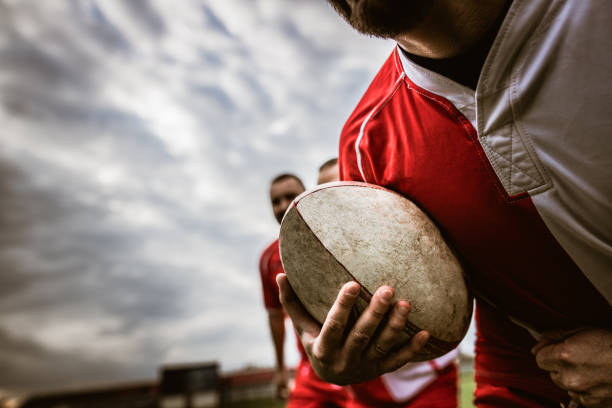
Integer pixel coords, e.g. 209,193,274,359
396,0,511,90
394,0,511,60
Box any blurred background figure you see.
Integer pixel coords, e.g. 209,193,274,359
317,158,339,185
259,173,349,407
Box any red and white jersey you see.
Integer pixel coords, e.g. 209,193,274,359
348,352,457,407
339,0,611,403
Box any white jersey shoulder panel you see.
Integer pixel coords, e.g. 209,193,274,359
481,0,612,303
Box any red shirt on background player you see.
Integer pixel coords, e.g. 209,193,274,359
277,1,612,407
260,173,349,407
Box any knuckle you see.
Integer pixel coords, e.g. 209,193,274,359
561,374,587,392
336,295,355,308
325,317,344,333
408,341,421,354
351,330,371,346
369,307,387,320
408,337,427,354
335,360,349,375
372,342,389,356
311,343,330,363
388,317,406,333
558,349,573,364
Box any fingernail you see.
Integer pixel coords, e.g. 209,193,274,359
397,303,410,317
346,283,360,297
380,287,393,301
417,332,429,348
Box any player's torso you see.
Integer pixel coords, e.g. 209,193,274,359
339,0,612,333
261,239,283,279
259,239,284,307
260,240,313,362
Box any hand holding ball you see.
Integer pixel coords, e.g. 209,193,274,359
279,181,472,361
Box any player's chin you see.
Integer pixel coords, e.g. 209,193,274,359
327,0,386,37
344,0,430,39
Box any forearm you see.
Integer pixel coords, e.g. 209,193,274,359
268,308,286,370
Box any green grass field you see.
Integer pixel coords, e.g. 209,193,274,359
459,371,476,408
228,371,476,408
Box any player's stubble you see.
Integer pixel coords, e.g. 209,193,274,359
326,0,434,38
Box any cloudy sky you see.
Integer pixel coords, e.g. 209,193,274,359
0,0,401,394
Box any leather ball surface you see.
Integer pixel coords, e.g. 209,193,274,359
279,181,472,361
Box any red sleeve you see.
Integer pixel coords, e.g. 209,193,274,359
259,239,283,309
339,49,400,184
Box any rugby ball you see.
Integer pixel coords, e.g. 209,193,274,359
279,181,472,361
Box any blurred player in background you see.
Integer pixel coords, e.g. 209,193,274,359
317,158,340,185
259,172,349,407
278,1,612,407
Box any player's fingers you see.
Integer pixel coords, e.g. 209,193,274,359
569,386,612,408
530,336,559,356
366,300,411,360
531,328,587,355
379,330,430,373
550,369,594,394
277,273,321,339
344,286,395,357
534,342,565,372
316,281,361,354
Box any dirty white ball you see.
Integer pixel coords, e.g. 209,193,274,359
279,181,472,361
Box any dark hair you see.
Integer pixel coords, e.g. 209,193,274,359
319,157,338,172
270,173,305,190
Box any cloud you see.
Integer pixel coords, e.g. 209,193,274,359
0,325,162,391
0,0,393,393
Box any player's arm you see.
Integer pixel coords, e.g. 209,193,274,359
277,273,429,385
267,307,289,399
532,328,612,407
